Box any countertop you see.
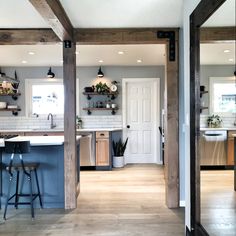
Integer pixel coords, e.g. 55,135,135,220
200,127,236,131
0,135,82,147
0,128,122,133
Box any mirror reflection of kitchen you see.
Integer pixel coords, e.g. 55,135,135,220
199,0,236,235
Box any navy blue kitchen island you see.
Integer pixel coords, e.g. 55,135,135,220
0,136,81,209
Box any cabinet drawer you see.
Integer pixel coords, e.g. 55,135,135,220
96,131,109,139
228,131,236,138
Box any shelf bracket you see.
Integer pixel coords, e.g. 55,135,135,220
87,109,92,115
86,94,92,100
111,109,116,115
12,111,18,116
11,94,18,100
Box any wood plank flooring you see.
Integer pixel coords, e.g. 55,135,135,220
201,170,236,236
0,164,184,236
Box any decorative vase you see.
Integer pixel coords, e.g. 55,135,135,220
113,156,124,168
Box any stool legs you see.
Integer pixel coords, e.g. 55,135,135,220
4,175,13,220
14,171,19,209
3,169,42,220
34,169,43,208
28,171,34,219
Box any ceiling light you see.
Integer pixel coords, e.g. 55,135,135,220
98,60,104,63
75,51,79,55
228,58,234,62
22,60,27,64
223,49,230,53
47,67,55,78
118,51,124,55
137,59,142,63
97,67,104,78
28,51,35,55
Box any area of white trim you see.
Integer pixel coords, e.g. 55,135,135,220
122,78,161,164
179,200,185,207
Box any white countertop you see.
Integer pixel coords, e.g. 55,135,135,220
0,128,122,133
0,135,82,147
200,127,236,131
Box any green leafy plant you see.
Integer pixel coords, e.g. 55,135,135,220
76,116,83,128
95,82,110,94
207,114,222,128
112,138,128,156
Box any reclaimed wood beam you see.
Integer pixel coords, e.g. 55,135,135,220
0,29,60,45
75,28,179,45
29,0,73,41
63,40,77,209
200,27,236,43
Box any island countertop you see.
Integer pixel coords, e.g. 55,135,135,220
0,128,122,133
200,127,236,131
0,135,82,147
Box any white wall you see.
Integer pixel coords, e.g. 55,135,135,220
181,0,201,230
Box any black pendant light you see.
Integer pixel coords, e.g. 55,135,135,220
97,66,104,78
47,67,55,78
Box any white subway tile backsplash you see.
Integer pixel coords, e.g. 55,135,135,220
0,115,122,130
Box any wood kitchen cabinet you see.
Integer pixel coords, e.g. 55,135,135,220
227,131,235,165
95,131,110,168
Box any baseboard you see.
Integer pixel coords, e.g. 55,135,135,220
179,200,185,207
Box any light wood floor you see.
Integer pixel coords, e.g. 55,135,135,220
0,164,184,236
201,170,236,236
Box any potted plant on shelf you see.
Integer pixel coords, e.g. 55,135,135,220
112,138,128,168
207,114,222,128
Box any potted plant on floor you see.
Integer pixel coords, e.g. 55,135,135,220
112,138,128,168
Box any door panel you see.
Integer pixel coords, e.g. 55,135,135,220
123,79,160,164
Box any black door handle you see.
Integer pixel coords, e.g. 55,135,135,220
127,125,130,129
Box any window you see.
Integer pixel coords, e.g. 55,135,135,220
25,79,79,116
209,77,236,115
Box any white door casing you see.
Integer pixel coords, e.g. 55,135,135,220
122,78,160,164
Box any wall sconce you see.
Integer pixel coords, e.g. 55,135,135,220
97,66,104,78
47,67,55,78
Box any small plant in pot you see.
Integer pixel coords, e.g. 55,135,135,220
112,138,128,168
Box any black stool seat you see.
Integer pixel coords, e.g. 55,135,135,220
3,140,42,220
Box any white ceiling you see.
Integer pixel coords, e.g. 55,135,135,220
0,44,166,66
200,43,235,65
0,0,184,28
203,0,235,27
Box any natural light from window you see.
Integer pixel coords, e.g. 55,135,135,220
210,77,236,115
32,84,64,115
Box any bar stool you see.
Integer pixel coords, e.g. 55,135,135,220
3,140,42,220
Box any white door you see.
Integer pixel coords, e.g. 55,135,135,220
123,78,160,164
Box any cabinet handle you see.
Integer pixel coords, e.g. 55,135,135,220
100,133,105,136
127,125,130,129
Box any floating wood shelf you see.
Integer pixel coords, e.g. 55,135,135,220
0,107,21,116
83,107,118,115
83,92,118,100
0,93,21,100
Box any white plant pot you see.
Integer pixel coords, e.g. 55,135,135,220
113,156,125,168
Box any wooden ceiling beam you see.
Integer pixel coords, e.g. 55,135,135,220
1,27,234,45
200,27,236,43
74,28,179,45
28,0,74,41
0,29,60,45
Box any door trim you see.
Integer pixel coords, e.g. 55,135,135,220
122,78,160,164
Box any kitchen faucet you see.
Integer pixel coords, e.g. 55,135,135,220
47,113,56,129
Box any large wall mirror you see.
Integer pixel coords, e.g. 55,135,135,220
190,0,235,235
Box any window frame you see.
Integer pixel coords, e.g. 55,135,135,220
25,78,80,117
209,76,236,116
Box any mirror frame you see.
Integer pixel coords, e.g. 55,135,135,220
189,0,227,235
